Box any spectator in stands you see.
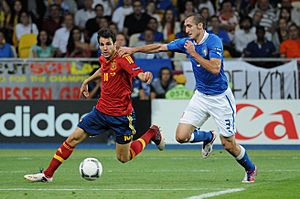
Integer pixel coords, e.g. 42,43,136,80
66,27,91,57
217,0,238,39
244,25,277,67
134,29,169,59
199,7,211,24
160,9,180,43
30,30,54,58
208,15,236,57
279,0,300,26
92,0,115,16
252,9,263,27
272,18,289,52
112,0,133,32
150,67,177,99
207,15,231,46
175,21,188,39
109,22,119,35
280,23,300,58
0,0,10,39
27,0,47,28
85,4,104,39
0,29,16,57
47,0,78,14
145,1,161,23
249,0,276,34
123,0,151,37
278,7,292,24
165,74,193,99
74,0,95,30
179,0,197,22
233,16,256,55
15,11,39,42
52,13,74,57
198,0,215,16
139,17,163,42
7,0,23,46
131,78,151,100
116,32,127,47
89,16,109,54
42,4,63,40
236,0,256,17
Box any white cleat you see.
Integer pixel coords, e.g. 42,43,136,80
24,172,53,182
202,131,216,159
150,124,166,151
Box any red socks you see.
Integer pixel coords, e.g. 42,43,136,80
44,141,74,178
130,128,156,159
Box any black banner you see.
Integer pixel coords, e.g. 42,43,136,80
0,100,151,143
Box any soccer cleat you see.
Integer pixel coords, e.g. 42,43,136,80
150,124,165,151
242,166,257,183
202,131,216,158
24,171,53,183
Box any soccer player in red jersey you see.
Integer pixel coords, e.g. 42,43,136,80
24,28,165,182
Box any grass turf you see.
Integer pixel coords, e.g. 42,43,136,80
0,149,299,199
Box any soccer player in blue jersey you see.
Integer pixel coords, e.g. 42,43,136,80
118,13,257,183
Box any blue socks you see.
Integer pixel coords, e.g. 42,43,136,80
236,145,255,171
189,129,212,143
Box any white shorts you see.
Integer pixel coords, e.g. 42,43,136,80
179,87,236,137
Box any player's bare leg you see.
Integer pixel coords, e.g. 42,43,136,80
176,123,215,158
116,124,165,163
116,143,131,163
220,135,257,183
24,128,88,182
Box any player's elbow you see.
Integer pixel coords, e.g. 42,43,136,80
211,67,221,75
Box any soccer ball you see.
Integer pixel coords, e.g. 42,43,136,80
79,158,103,181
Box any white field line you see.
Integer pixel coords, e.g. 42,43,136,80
0,188,229,191
1,169,299,174
186,188,245,199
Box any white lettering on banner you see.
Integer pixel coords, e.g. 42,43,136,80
0,106,80,137
182,60,299,99
151,100,300,145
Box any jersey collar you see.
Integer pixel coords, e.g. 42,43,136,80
192,31,209,45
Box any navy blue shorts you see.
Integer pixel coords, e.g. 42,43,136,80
78,107,136,144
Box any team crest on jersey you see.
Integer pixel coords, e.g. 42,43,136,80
110,61,117,71
203,48,208,56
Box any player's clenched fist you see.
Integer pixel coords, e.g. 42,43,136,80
144,71,153,84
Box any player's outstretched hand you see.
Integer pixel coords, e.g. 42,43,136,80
80,82,89,98
144,71,153,84
118,47,133,57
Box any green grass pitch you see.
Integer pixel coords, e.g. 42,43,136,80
0,149,299,199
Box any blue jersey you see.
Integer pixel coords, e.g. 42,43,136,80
167,32,228,95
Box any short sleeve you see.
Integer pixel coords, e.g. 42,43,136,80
208,35,223,59
120,56,144,77
167,38,188,53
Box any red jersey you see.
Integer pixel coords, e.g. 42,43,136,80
96,54,143,116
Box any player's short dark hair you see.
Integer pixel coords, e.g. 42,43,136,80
186,13,206,29
97,28,116,44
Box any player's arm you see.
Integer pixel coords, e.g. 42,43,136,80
137,71,153,84
81,68,101,98
184,40,221,75
118,44,168,57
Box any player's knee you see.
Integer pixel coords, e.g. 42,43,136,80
116,155,130,163
176,135,188,143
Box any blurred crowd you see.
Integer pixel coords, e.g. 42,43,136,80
0,0,299,60
1,0,300,100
